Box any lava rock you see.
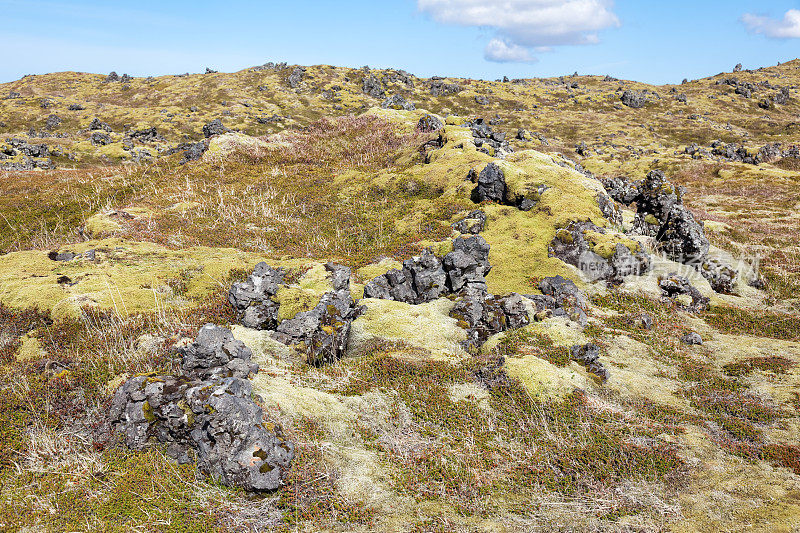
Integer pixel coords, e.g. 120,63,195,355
471,162,506,203
452,210,486,234
228,262,286,330
202,119,228,138
179,324,259,380
417,114,444,133
658,273,709,312
381,94,415,111
570,343,608,381
699,258,738,294
681,332,703,345
362,75,386,98
45,114,61,130
655,205,710,264
450,289,530,350
537,275,590,325
90,131,111,146
620,90,646,108
89,118,112,132
287,66,305,89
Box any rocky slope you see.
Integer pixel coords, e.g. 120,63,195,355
0,60,799,532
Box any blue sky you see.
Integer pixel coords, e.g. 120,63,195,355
1,0,799,85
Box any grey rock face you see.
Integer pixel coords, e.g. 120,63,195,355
699,257,738,294
417,114,444,133
681,332,703,345
364,236,491,304
452,210,487,234
128,127,161,142
362,75,386,98
620,90,646,108
202,119,228,138
381,95,415,110
658,272,709,312
45,114,61,130
287,67,305,89
110,325,294,492
549,220,651,282
228,262,285,330
89,118,112,132
450,289,530,350
472,162,506,204
428,79,461,96
656,205,710,264
467,119,512,156
570,343,608,381
90,131,111,146
179,324,259,380
181,140,208,163
229,262,362,364
536,275,590,326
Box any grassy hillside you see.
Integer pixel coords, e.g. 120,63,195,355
1,60,799,532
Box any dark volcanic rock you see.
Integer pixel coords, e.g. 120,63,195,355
536,275,590,325
287,67,305,89
655,205,710,264
381,94,415,110
467,118,512,156
699,257,738,294
471,162,506,203
428,79,461,96
549,220,651,282
110,325,294,492
90,131,111,146
228,262,286,330
658,272,709,312
417,114,444,133
45,114,62,130
364,236,491,303
202,119,228,138
128,127,161,142
362,74,386,98
452,210,486,234
450,289,529,350
181,140,208,163
620,90,646,108
570,343,609,381
89,118,112,132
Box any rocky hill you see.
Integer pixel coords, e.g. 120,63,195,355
0,60,799,532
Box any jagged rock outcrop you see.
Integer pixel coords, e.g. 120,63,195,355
549,220,651,282
528,275,590,326
427,78,461,96
601,170,739,292
229,262,286,330
417,114,444,133
570,343,608,381
202,119,229,138
364,235,491,303
230,263,363,364
362,74,386,98
658,272,709,312
110,325,294,492
89,118,112,132
287,66,305,89
620,90,646,108
470,162,544,210
381,95,415,110
452,210,486,234
467,119,512,156
450,289,530,349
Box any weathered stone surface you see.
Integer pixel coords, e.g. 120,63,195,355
228,262,285,330
549,220,651,282
536,275,590,325
381,94,415,110
570,343,609,381
658,272,709,312
110,326,294,492
450,289,530,349
620,90,646,108
452,210,486,234
471,162,506,203
417,114,444,133
202,119,228,138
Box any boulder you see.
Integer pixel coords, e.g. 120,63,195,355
450,289,530,350
417,114,444,133
471,162,506,204
362,75,386,98
228,262,285,330
287,66,305,89
202,119,228,138
620,90,646,108
570,343,608,381
452,210,486,234
381,95,415,111
110,326,294,492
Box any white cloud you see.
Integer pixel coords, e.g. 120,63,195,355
484,39,537,62
742,9,800,39
418,0,620,62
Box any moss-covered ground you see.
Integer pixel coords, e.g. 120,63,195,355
1,60,799,531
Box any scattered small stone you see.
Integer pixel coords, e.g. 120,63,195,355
681,332,703,345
